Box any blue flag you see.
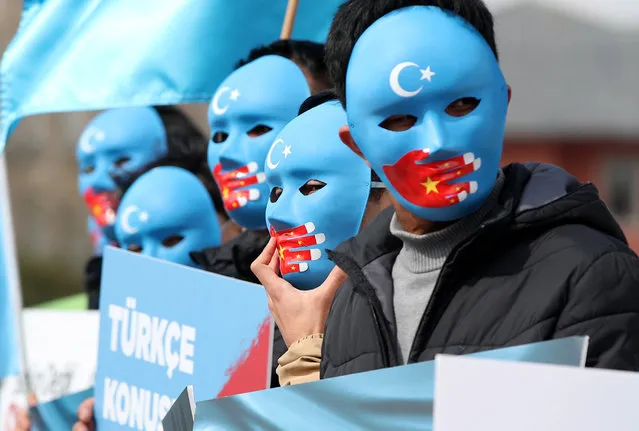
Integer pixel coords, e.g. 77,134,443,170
29,388,94,431
95,247,273,430
0,0,345,150
0,156,22,378
192,337,588,430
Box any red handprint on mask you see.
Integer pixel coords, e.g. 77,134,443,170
270,223,325,275
382,149,481,208
83,188,120,227
213,162,265,212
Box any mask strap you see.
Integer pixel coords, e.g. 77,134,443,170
371,181,386,189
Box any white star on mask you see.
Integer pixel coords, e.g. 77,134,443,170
283,145,292,158
139,211,149,223
420,66,436,82
229,89,241,101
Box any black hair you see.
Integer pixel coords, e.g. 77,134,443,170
298,90,340,115
297,91,386,202
116,154,228,221
235,39,332,94
326,0,499,107
114,105,227,219
153,105,209,160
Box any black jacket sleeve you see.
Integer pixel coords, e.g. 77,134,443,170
84,256,103,310
553,250,639,370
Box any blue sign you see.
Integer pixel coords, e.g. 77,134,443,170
0,157,21,378
0,0,346,149
193,337,588,430
30,388,94,431
95,247,273,430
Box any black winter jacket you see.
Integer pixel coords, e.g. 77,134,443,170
84,256,103,310
321,163,639,378
191,230,287,389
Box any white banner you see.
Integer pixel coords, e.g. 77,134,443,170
0,309,99,430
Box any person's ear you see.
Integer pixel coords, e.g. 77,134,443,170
339,125,371,168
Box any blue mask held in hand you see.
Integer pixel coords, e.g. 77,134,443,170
265,101,380,290
346,6,509,222
208,55,310,230
114,166,221,267
76,107,168,239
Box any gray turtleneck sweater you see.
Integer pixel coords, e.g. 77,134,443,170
390,172,505,363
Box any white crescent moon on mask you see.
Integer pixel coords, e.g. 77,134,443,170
79,126,105,154
389,62,423,98
120,205,140,234
211,87,231,116
267,138,284,170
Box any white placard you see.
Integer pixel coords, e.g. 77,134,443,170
0,309,99,429
433,354,639,431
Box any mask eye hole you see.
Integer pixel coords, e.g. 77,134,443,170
247,125,273,138
113,157,131,169
127,244,142,253
270,187,282,203
445,97,481,117
162,235,184,248
299,180,326,196
212,131,228,143
378,115,417,132
82,165,95,174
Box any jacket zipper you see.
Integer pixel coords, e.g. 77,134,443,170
332,253,399,368
406,227,486,362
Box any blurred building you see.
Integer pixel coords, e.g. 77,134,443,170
496,5,639,250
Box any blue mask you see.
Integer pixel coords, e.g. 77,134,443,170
265,101,375,290
76,107,168,238
208,55,310,230
114,167,221,267
346,6,508,222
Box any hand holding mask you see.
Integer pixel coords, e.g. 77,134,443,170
264,101,378,290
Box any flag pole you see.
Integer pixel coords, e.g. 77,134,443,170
280,0,300,39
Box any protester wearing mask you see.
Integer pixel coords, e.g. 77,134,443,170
257,0,639,382
114,166,223,266
252,92,390,385
77,107,168,252
69,162,224,431
191,39,331,282
76,106,216,309
189,40,332,389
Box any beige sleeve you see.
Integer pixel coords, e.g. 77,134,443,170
276,334,323,386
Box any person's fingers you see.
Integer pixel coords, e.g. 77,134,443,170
251,239,281,290
252,238,277,267
27,392,38,407
15,406,31,430
251,240,297,301
77,397,95,423
72,423,89,431
268,245,280,274
267,294,274,313
253,263,286,300
318,266,348,299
